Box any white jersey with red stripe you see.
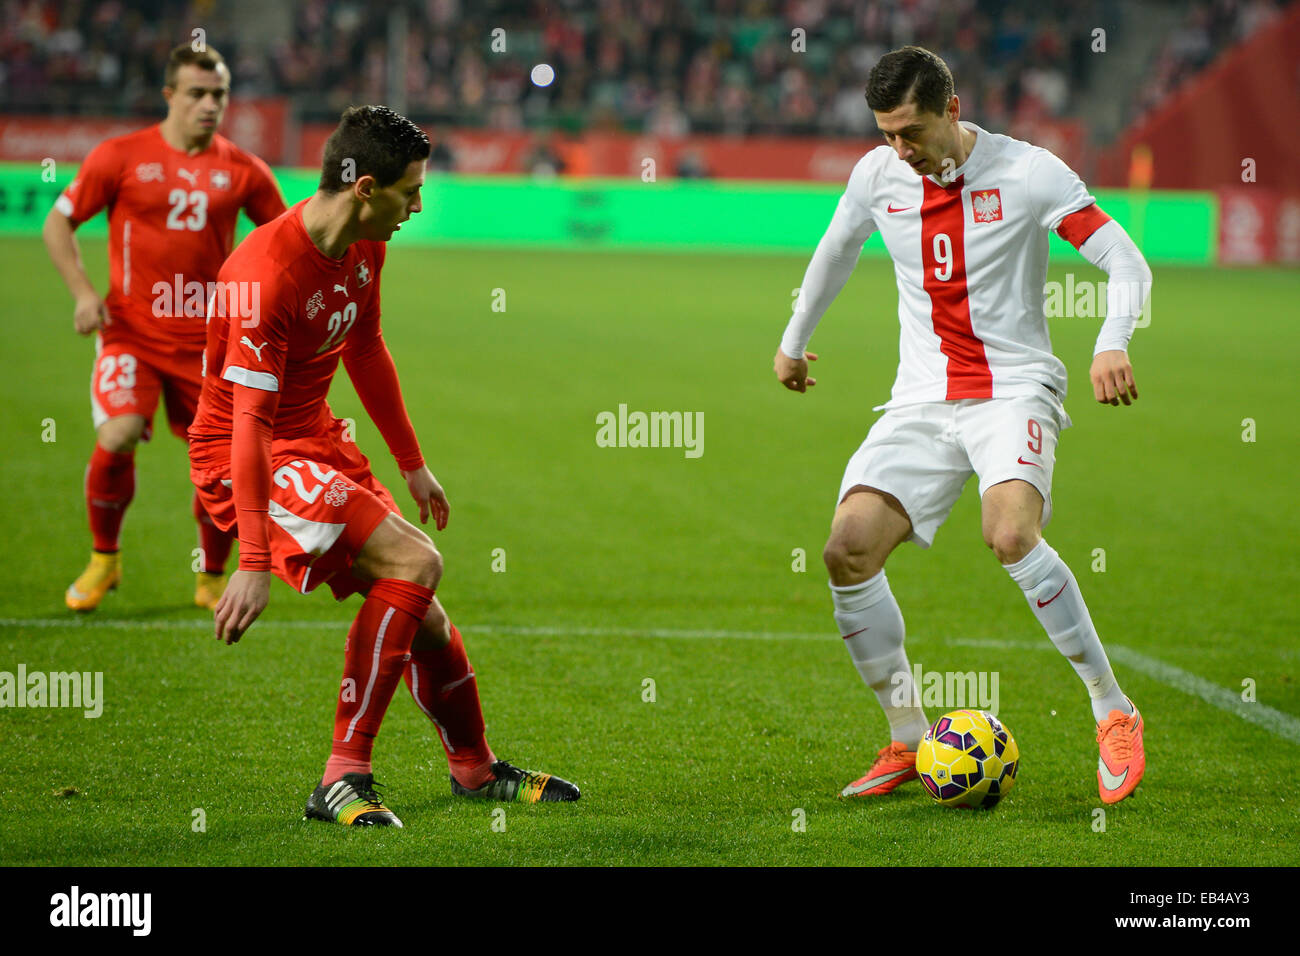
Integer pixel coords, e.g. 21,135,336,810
787,122,1111,407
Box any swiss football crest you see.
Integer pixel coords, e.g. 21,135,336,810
324,477,355,507
210,169,231,190
354,260,372,288
135,163,165,183
971,188,1002,223
305,290,325,320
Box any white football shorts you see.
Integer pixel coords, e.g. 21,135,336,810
836,388,1072,548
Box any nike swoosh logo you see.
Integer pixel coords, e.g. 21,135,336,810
845,768,909,794
841,627,870,640
1016,456,1041,467
886,203,913,213
1098,758,1128,791
1037,582,1068,608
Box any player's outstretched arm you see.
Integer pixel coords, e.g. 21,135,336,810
774,349,818,392
1090,350,1138,407
1030,152,1151,409
214,570,270,645
42,207,109,335
402,466,450,530
1078,220,1151,407
343,321,443,523
775,164,876,392
217,381,281,644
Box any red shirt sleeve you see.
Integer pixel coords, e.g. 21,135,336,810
342,260,423,472
343,332,424,471
220,269,293,571
56,139,123,226
242,153,287,226
230,383,278,571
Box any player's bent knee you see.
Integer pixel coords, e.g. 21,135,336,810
989,527,1039,565
403,538,442,590
357,515,443,589
823,537,883,584
97,415,146,453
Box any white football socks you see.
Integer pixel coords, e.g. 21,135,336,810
1003,540,1131,722
831,571,929,749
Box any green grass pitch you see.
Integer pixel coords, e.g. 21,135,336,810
1,234,1297,866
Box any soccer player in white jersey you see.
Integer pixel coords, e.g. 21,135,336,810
774,46,1152,805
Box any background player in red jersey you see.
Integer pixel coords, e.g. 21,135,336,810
44,43,285,612
189,106,579,826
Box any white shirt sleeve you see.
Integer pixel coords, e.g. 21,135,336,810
779,159,877,359
1077,219,1153,355
1027,150,1151,354
1026,149,1097,231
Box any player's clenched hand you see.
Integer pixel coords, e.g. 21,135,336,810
1090,350,1138,407
73,293,110,336
774,348,817,392
213,570,270,645
403,466,450,530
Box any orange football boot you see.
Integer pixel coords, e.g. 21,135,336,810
840,741,919,797
1097,698,1145,804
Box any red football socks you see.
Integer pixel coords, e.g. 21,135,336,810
405,622,496,789
85,444,135,552
191,491,234,573
322,579,435,784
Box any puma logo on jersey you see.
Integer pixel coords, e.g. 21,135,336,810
239,336,268,361
177,168,199,186
333,280,348,296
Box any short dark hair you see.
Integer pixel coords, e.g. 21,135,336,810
318,106,432,193
866,46,955,117
164,43,226,88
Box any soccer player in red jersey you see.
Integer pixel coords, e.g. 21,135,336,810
45,43,286,612
189,106,579,826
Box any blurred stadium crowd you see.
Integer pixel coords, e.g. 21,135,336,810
0,0,1289,137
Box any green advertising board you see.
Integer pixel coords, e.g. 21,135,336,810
0,162,1215,265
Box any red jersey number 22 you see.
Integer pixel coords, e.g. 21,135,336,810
316,302,357,354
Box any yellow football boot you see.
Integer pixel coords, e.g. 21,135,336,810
195,571,228,610
65,552,121,612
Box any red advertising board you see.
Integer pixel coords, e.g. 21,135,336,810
297,124,885,182
292,119,1086,183
5,108,1083,185
0,99,289,164
1217,187,1300,265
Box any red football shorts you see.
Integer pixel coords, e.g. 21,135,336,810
90,338,203,441
192,422,401,600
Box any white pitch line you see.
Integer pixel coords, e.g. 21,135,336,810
0,617,829,641
1107,644,1300,746
0,618,1043,644
3,617,1298,745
